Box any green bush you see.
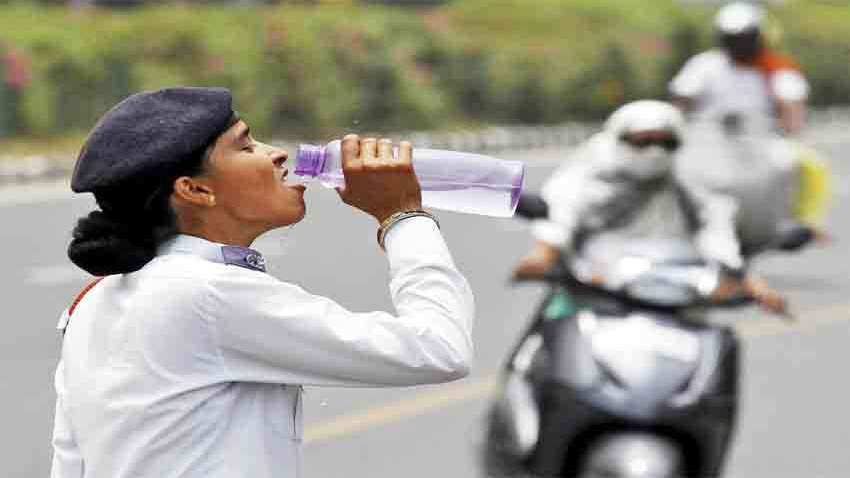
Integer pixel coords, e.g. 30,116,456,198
773,3,850,107
0,0,846,139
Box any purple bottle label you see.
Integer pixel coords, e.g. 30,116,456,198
295,144,326,177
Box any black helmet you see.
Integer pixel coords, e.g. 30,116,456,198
714,2,765,62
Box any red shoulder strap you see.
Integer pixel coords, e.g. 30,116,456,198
67,277,105,318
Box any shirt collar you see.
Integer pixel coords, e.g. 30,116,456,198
158,234,267,273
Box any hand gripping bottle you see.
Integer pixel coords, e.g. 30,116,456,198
294,140,525,217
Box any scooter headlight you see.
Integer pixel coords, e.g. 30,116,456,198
623,265,720,307
625,275,697,307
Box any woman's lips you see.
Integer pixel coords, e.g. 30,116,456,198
277,168,306,192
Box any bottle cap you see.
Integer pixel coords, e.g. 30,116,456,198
295,144,326,177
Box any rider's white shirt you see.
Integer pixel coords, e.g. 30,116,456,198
50,218,474,478
532,133,743,271
670,49,809,125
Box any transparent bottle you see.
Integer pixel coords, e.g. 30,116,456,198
294,140,526,217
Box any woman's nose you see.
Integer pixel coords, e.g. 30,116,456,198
268,147,289,168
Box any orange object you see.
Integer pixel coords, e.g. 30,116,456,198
749,49,800,76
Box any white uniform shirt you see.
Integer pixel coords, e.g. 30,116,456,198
51,217,474,478
669,49,809,128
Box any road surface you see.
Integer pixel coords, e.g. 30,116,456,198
1,139,847,477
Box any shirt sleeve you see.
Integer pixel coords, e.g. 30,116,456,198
533,140,603,251
687,185,744,272
51,361,84,478
772,69,809,102
669,53,710,99
533,158,582,248
206,217,475,387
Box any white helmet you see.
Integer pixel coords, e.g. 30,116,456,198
714,2,764,35
602,101,685,180
604,100,684,139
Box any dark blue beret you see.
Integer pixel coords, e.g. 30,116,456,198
71,87,234,193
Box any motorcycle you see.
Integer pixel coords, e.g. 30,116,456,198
483,194,759,478
675,116,829,257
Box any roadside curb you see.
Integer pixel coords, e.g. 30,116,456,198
0,153,72,186
0,122,600,188
1,107,848,188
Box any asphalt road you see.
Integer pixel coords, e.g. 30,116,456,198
1,139,848,478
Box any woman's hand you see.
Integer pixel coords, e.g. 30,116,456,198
336,134,423,223
512,241,561,281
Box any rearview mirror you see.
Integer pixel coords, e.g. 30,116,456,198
515,193,549,220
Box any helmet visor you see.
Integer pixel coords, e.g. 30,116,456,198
719,30,762,61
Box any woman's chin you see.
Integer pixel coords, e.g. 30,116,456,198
293,206,307,223
272,186,307,224
275,205,306,228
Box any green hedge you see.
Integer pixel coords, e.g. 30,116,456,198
0,0,847,139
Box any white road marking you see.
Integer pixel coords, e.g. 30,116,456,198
0,180,73,207
20,233,294,288
25,264,89,286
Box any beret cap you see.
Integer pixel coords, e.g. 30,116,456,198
71,87,234,193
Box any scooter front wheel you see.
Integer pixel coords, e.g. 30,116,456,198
577,432,684,478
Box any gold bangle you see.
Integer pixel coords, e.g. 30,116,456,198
377,210,440,250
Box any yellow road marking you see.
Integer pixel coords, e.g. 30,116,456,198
304,303,850,445
735,303,850,338
304,376,499,444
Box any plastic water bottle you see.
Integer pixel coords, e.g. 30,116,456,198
294,140,525,217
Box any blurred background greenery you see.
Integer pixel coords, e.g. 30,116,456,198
0,0,847,143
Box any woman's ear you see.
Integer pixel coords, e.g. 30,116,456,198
172,176,216,208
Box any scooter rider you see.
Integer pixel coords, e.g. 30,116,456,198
670,1,809,136
513,100,786,314
670,2,831,251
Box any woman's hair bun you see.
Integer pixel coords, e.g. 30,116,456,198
67,210,155,276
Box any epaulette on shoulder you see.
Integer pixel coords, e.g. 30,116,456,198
58,277,104,333
68,277,104,317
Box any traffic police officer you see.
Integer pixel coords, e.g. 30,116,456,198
50,87,475,477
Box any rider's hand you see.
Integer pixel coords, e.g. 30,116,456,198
710,274,743,303
812,226,833,246
336,135,423,223
744,275,789,316
777,99,805,137
512,241,561,281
